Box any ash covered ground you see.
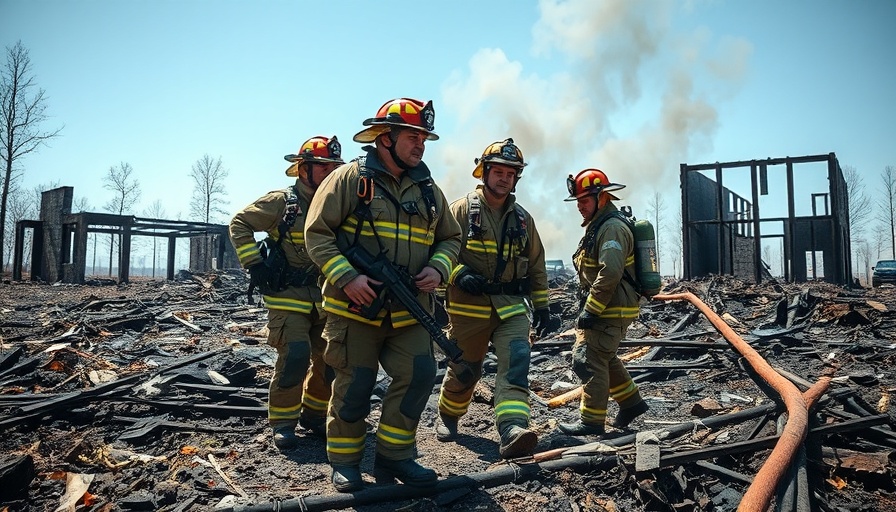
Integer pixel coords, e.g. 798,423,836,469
1,271,894,511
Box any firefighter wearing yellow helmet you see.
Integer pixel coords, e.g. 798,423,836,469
305,98,461,493
557,168,649,436
228,135,343,450
435,138,550,459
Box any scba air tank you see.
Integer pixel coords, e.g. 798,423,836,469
632,219,662,297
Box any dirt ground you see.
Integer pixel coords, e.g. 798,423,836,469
1,271,895,512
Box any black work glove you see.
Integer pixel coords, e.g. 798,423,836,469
248,263,275,294
532,308,551,337
455,269,486,295
576,309,598,330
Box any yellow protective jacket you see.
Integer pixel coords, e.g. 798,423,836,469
304,148,462,327
573,202,640,320
446,186,549,320
228,180,322,314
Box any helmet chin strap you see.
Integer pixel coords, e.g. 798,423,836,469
301,163,319,189
382,130,415,170
387,143,414,170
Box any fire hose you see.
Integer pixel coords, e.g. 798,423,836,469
653,292,811,512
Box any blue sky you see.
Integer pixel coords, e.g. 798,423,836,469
2,0,894,270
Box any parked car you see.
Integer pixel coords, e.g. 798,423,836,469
871,260,896,288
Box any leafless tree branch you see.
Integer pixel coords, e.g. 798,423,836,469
189,154,229,224
0,40,63,270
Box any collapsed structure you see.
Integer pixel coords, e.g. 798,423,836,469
680,153,851,285
11,186,238,283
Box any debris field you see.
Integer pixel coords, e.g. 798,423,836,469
1,270,894,511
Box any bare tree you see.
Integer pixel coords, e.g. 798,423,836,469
872,221,889,262
855,239,871,286
0,40,63,271
72,196,91,213
189,154,229,224
144,199,165,278
2,184,29,271
844,166,870,238
663,204,683,278
645,190,666,274
103,162,141,275
879,166,896,259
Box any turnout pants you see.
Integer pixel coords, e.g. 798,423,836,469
266,308,331,428
572,318,643,426
322,314,436,465
439,311,532,431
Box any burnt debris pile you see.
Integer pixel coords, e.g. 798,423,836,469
0,272,894,511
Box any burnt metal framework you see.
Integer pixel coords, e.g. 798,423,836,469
13,186,236,284
680,153,851,285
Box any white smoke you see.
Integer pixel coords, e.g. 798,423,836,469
433,0,751,269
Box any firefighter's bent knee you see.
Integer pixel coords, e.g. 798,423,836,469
277,341,310,388
339,366,376,422
400,355,436,419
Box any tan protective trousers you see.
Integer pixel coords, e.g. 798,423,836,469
321,314,435,465
439,312,532,431
266,308,330,427
574,319,643,425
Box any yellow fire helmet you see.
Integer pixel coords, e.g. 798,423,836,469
472,138,526,179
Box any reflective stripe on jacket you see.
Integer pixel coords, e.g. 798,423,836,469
446,186,549,320
574,202,640,319
228,180,322,313
304,148,462,326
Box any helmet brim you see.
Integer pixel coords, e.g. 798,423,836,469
563,185,624,202
284,158,345,177
472,158,526,179
284,153,344,164
353,122,439,143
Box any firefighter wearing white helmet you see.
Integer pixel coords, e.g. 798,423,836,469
557,168,649,437
229,135,343,450
436,138,550,459
305,98,461,493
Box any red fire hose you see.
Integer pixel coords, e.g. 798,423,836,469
653,292,809,512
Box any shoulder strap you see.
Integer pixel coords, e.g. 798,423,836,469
277,185,302,242
418,177,438,222
467,193,482,239
583,210,642,293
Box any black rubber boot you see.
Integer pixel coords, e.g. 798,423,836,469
331,465,363,492
373,454,438,487
435,414,458,442
272,424,298,450
558,420,605,436
610,401,649,429
300,413,327,439
498,424,538,459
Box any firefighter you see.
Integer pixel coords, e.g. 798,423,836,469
558,168,649,436
228,135,344,450
435,138,550,459
304,98,462,492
